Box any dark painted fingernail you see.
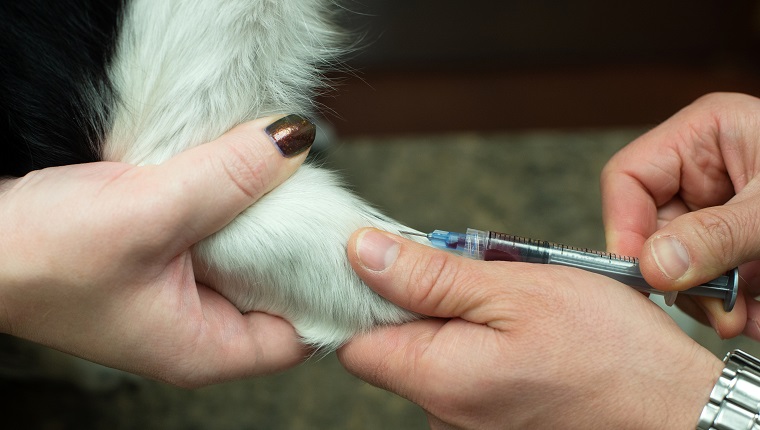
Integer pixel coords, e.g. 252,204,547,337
265,114,316,157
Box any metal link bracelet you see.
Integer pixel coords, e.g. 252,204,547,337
697,350,760,430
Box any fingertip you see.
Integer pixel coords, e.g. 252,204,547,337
262,114,316,158
695,294,747,340
244,311,310,375
350,228,510,320
337,319,444,391
219,114,315,186
336,325,388,374
604,227,646,257
648,235,691,282
743,294,760,341
351,228,401,273
639,233,698,292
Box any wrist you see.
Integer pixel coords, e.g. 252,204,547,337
627,347,724,430
597,342,723,430
689,354,730,429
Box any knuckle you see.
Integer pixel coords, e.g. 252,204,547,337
216,139,271,201
690,92,744,113
693,92,728,106
600,153,624,180
405,252,466,313
689,208,743,267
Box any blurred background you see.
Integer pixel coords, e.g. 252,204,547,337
320,0,760,136
5,1,760,428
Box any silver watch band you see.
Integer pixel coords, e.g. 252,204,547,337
697,350,760,430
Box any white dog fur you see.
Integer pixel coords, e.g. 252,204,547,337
101,0,422,351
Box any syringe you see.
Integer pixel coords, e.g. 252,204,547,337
407,228,739,312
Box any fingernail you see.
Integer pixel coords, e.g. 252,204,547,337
651,236,690,280
357,230,400,272
265,114,316,157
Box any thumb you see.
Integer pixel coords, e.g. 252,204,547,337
347,228,520,323
341,227,523,403
640,198,760,290
152,114,315,244
640,197,760,337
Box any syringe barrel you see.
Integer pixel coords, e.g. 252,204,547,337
470,228,739,312
465,228,550,263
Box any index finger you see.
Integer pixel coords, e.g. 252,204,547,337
601,96,736,256
600,143,672,256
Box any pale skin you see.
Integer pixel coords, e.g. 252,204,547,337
0,116,309,388
602,92,760,339
338,93,760,429
339,228,723,429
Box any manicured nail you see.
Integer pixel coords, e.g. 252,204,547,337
357,230,400,272
651,236,690,280
265,114,316,157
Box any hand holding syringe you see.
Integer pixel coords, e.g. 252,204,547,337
405,228,739,312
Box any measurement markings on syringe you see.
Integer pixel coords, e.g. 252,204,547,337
550,243,639,269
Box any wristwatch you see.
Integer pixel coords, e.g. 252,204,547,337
697,350,760,430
